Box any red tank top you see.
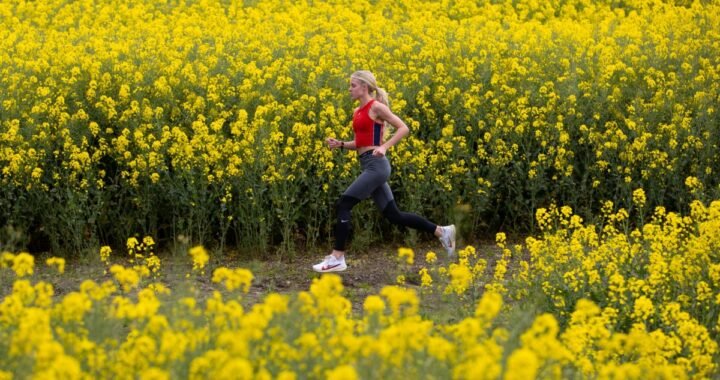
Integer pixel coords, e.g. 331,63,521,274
353,99,384,148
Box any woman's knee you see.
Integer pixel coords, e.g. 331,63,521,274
336,195,360,219
381,201,404,224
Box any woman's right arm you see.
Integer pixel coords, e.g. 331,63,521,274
326,138,356,150
341,140,356,150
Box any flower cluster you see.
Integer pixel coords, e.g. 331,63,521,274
416,202,720,378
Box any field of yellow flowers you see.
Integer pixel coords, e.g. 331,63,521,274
2,201,719,378
2,0,720,377
2,0,719,253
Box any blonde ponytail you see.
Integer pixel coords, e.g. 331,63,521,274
375,87,389,107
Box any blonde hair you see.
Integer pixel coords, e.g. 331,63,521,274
351,70,389,106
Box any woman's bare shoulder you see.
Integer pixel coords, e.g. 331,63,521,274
370,101,392,118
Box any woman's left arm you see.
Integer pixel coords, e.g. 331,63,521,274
373,103,410,156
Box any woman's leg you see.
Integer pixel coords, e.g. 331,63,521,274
382,200,437,233
332,195,361,253
373,183,457,256
331,158,390,253
313,193,359,272
314,160,389,272
372,183,436,233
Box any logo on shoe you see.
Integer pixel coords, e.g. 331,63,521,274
321,263,342,271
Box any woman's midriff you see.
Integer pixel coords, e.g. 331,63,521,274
357,146,378,156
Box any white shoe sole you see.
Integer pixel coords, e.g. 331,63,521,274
446,225,456,256
313,264,348,273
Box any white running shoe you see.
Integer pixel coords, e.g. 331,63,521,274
312,254,347,273
439,225,456,258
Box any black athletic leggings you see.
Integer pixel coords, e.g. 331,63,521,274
333,152,436,251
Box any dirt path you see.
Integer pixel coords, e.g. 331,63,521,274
11,240,503,314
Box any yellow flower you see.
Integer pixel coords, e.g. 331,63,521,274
99,246,112,264
127,237,139,251
140,368,170,380
427,336,454,362
277,371,296,380
1,252,14,268
189,246,209,273
216,358,253,380
425,251,437,264
458,245,477,260
302,274,351,318
143,236,155,247
46,257,65,274
684,176,703,191
110,265,140,292
326,365,358,380
631,296,654,322
363,295,385,315
12,252,34,277
31,167,43,180
446,263,473,295
34,354,83,380
632,188,646,208
212,267,254,292
380,286,419,318
398,247,414,265
146,256,161,275
475,291,503,324
33,282,54,308
504,348,539,380
55,292,92,323
496,232,507,246
264,293,289,313
419,267,433,288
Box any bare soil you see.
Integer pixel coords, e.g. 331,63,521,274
8,240,503,314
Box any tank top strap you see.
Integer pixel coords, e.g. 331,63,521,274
359,99,375,112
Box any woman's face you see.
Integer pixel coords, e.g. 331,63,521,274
349,78,367,100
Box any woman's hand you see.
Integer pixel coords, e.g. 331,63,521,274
326,138,343,149
372,145,387,157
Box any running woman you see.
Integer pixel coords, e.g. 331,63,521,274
313,70,456,273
